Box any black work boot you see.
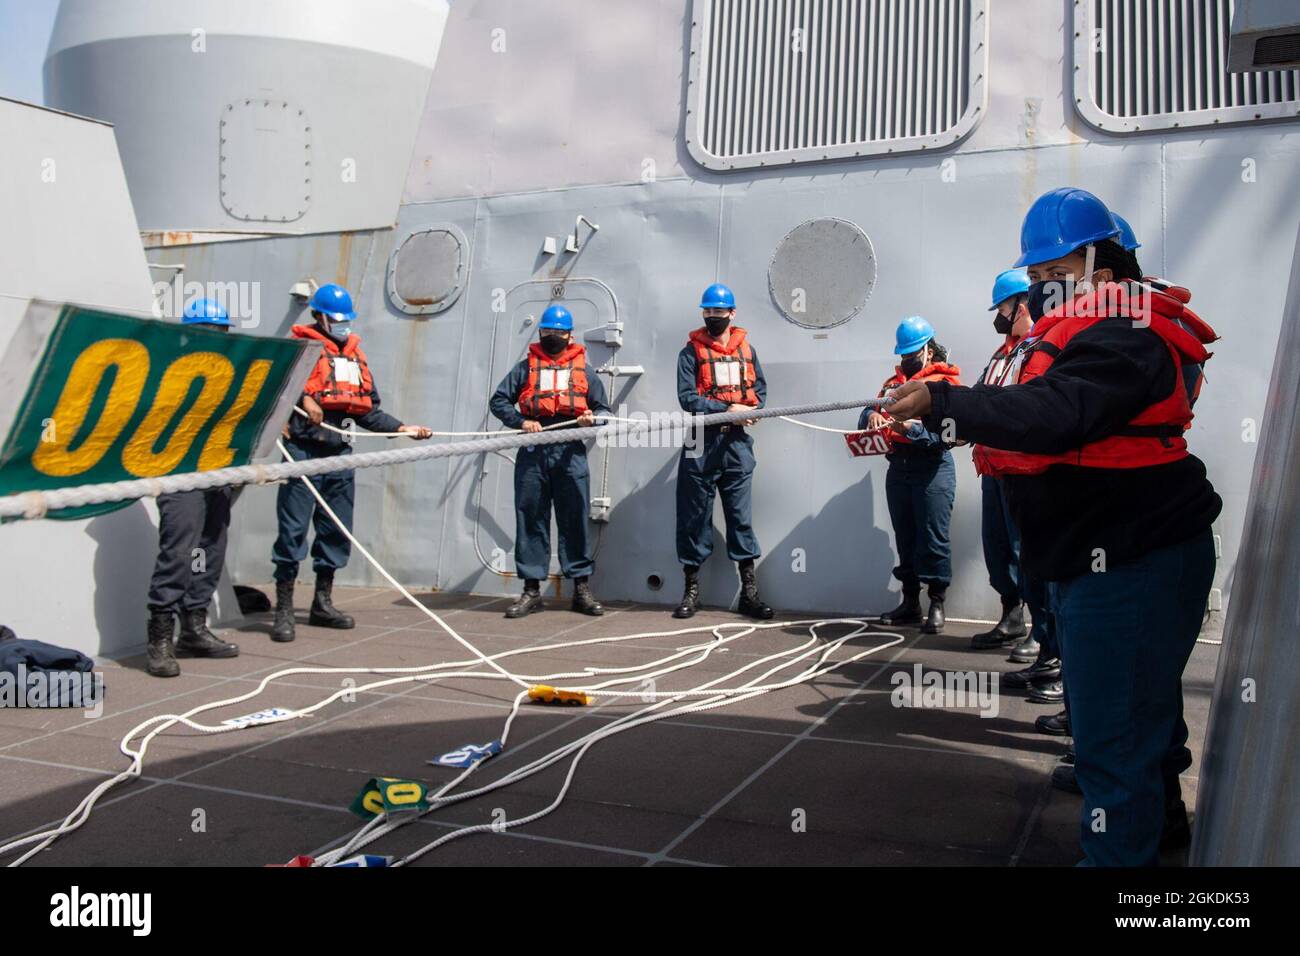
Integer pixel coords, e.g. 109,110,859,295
970,600,1027,648
879,586,922,626
1050,764,1082,794
1002,656,1062,689
736,559,774,620
309,568,355,629
1027,678,1065,704
571,577,604,616
1160,796,1192,851
673,566,701,619
146,608,180,678
1035,709,1070,736
271,580,296,643
176,608,240,659
921,586,946,634
505,580,545,619
1007,633,1041,663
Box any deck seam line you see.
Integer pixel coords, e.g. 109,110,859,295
641,629,928,865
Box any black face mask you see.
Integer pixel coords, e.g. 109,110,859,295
540,333,568,356
900,353,925,377
993,294,1024,335
1026,280,1076,324
704,316,731,337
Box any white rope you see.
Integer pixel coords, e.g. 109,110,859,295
272,439,531,691
0,610,901,866
777,416,861,434
0,393,896,865
0,396,888,519
290,404,604,439
337,621,902,867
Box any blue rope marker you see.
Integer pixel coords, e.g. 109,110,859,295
429,740,503,769
328,855,393,868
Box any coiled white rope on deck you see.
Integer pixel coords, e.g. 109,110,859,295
0,393,902,866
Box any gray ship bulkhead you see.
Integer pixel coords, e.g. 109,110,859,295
3,0,1297,868
114,1,1300,623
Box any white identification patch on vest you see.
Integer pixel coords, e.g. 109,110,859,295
999,350,1027,386
332,357,363,386
983,356,1009,386
713,359,741,387
539,368,570,392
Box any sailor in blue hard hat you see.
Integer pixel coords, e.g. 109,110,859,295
145,299,240,677
672,283,774,620
886,187,1221,866
181,297,233,327
866,317,961,635
489,303,612,618
1112,213,1141,252
269,283,432,644
969,268,1056,696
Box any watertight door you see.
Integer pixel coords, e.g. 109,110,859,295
473,279,619,583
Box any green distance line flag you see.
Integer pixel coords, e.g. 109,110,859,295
349,777,432,819
0,302,315,520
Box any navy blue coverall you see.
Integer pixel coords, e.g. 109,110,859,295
271,389,404,583
674,345,767,567
148,488,234,612
926,320,1221,866
977,341,1054,655
860,408,955,594
489,359,610,581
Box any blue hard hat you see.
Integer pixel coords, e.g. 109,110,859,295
1014,187,1120,268
1112,213,1141,251
894,315,935,355
539,304,573,331
309,283,356,322
700,283,736,310
181,298,231,326
988,268,1031,311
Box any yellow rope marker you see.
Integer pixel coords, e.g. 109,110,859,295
527,685,592,706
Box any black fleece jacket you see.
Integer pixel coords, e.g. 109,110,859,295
924,320,1221,581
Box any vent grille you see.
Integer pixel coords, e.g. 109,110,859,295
687,0,987,169
1077,0,1300,131
1254,33,1300,68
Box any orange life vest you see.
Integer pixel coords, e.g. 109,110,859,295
879,361,962,446
690,326,759,406
975,282,1217,477
293,324,375,416
517,341,590,418
979,334,1029,388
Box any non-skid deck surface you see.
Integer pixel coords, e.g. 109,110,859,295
0,586,1217,867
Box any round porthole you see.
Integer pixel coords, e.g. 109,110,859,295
768,217,875,329
387,224,469,315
